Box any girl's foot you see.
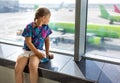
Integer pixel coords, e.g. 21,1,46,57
48,53,54,59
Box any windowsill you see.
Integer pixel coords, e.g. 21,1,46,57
0,43,96,83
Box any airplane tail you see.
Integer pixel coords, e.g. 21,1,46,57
99,5,110,19
114,5,120,13
59,2,64,9
55,2,64,11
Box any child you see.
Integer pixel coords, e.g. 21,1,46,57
15,7,54,83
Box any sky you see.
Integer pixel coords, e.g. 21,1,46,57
19,0,120,4
19,0,75,4
88,0,120,4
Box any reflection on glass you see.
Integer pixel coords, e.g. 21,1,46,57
86,0,120,59
0,0,75,54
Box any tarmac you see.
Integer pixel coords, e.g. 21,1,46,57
0,6,120,59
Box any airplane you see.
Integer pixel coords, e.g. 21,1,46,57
38,2,75,11
113,5,120,14
49,22,120,38
19,2,75,12
17,21,120,45
49,21,120,45
99,5,120,24
37,2,64,11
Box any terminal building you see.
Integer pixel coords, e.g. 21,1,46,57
0,0,19,13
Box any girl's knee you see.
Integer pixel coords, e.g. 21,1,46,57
28,62,38,71
15,63,23,73
29,55,39,71
15,63,19,71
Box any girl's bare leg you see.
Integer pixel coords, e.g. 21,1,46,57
15,55,28,83
29,55,40,83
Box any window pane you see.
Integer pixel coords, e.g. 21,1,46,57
86,0,120,59
0,0,75,54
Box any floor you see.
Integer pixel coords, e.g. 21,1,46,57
0,43,120,83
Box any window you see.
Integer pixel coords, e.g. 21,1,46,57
86,0,120,61
0,0,75,54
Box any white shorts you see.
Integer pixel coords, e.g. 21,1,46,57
20,49,45,57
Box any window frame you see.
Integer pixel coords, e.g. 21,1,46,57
74,0,88,61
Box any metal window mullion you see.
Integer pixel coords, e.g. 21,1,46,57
74,0,88,61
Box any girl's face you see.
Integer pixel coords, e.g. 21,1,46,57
42,14,51,24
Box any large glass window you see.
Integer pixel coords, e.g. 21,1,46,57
0,0,75,54
86,0,120,60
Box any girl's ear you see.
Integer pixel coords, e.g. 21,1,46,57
42,16,46,19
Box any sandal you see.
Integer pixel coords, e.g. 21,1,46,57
41,58,49,63
40,54,54,63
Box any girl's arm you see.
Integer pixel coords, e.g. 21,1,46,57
45,36,50,55
45,36,54,59
25,37,45,59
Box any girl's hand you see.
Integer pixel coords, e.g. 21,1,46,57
36,52,46,59
47,53,54,59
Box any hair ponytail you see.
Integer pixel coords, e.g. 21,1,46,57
33,17,37,28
